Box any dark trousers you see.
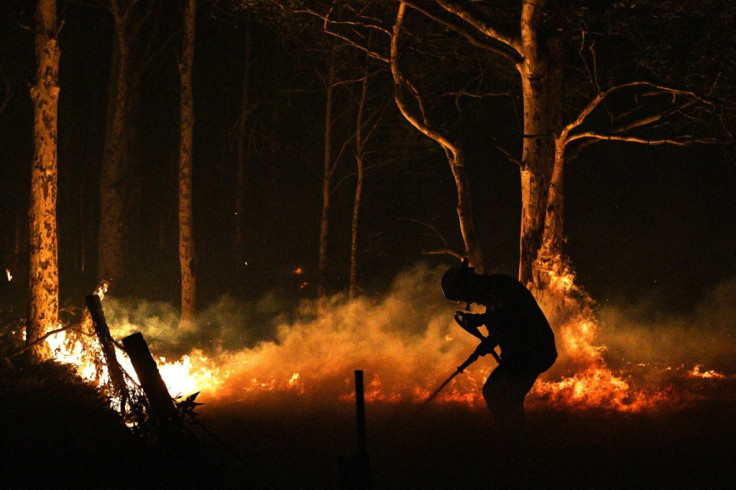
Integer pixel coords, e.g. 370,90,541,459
482,362,539,429
482,363,541,488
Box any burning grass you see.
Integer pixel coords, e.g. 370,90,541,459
3,263,736,487
34,263,736,415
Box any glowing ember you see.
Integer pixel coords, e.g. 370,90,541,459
530,366,669,412
688,365,725,379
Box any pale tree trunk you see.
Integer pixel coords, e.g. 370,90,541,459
179,0,197,328
98,0,133,288
28,0,60,362
535,138,566,282
234,16,252,262
389,1,714,296
349,68,369,297
318,49,336,300
391,3,484,270
449,147,483,271
516,0,563,289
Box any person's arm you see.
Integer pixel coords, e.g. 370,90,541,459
454,310,485,340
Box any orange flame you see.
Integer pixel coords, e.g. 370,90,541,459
46,265,732,414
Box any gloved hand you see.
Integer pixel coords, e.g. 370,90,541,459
474,338,496,356
454,311,485,329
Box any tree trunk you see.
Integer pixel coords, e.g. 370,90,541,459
28,0,60,362
179,0,197,328
516,0,563,289
391,3,483,270
98,0,132,289
349,68,369,298
448,147,483,270
535,137,567,283
318,49,336,300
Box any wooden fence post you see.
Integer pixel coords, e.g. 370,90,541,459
85,294,128,406
122,332,179,425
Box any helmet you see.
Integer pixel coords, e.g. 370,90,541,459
441,258,474,301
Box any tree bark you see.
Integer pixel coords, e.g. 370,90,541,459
28,0,60,362
534,137,567,285
515,0,563,289
179,0,197,328
349,68,369,297
318,49,336,300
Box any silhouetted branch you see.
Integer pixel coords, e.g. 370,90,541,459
390,3,458,158
406,0,522,63
7,323,75,359
560,81,730,153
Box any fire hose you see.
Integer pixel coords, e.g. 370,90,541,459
424,312,501,405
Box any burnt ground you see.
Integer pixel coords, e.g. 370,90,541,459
2,362,734,489
197,397,736,489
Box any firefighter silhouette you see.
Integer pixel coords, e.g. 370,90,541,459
441,259,557,432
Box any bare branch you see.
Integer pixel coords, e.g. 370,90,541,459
490,141,522,167
328,133,355,191
304,8,390,63
434,0,521,57
391,3,458,160
560,81,719,147
7,323,77,359
446,89,513,100
399,218,461,260
404,0,522,63
566,132,721,147
577,27,600,94
422,248,464,261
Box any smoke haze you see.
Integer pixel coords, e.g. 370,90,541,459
597,277,736,372
100,264,736,408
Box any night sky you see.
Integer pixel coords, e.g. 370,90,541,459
0,1,734,316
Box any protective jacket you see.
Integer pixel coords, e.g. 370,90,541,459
477,274,557,372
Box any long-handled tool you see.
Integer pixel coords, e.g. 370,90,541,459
424,341,488,405
424,311,501,405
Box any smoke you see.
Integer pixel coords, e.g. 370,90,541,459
596,277,736,373
98,264,736,409
103,263,484,405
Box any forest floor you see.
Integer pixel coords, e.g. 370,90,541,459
198,396,736,489
2,361,734,489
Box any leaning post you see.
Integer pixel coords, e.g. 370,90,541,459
85,294,129,407
122,332,179,426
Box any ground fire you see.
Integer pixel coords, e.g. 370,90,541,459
44,264,735,418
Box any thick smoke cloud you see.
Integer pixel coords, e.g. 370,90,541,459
99,264,735,408
104,264,485,405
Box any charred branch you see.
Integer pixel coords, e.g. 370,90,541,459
7,323,73,359
122,332,180,426
86,294,129,406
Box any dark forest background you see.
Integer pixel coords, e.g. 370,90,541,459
1,0,735,317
